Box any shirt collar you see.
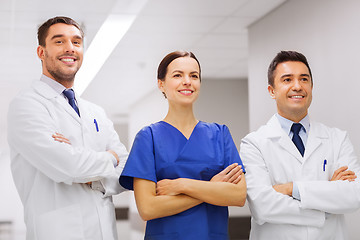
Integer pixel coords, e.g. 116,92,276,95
40,74,67,95
276,113,310,136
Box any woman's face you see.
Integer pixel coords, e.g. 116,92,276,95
158,57,201,106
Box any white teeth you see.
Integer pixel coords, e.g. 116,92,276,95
61,58,75,62
180,90,192,94
291,95,303,98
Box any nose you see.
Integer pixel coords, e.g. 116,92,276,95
292,79,302,91
64,40,75,53
183,76,191,85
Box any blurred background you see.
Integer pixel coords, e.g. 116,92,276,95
1,0,360,239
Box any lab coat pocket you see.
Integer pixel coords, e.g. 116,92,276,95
322,163,335,180
36,204,84,240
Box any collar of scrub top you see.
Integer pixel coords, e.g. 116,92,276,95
276,113,310,146
40,74,79,108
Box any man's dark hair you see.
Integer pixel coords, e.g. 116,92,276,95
268,51,313,87
37,16,84,46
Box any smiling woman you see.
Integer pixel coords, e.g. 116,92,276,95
119,50,247,240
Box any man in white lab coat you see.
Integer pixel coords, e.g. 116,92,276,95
7,16,128,240
240,51,360,240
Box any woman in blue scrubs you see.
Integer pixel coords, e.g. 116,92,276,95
119,51,247,240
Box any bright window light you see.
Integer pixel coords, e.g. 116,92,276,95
75,14,137,95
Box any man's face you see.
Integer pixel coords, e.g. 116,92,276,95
268,61,313,122
37,23,83,85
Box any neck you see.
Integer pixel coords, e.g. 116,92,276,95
163,103,197,129
278,111,307,123
43,72,74,89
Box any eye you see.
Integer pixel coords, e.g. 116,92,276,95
301,77,309,82
55,40,63,44
191,74,199,79
283,78,291,82
173,74,181,78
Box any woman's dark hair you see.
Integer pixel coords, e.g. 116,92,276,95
157,51,201,81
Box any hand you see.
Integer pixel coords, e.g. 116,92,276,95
52,132,71,145
107,150,119,166
210,163,243,184
273,182,293,196
156,179,184,196
331,166,357,182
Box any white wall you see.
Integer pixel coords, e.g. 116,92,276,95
248,0,360,238
195,78,249,149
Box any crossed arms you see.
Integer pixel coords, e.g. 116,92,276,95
134,163,246,221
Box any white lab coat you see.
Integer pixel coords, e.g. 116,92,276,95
7,79,128,240
240,115,360,240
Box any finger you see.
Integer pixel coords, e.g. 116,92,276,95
225,165,241,180
228,167,243,183
53,136,71,145
334,166,348,175
337,170,355,179
331,166,349,180
222,163,238,174
340,175,357,181
232,173,243,184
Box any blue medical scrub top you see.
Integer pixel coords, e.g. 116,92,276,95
119,121,245,240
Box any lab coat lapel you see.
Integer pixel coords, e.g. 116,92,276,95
56,96,82,123
266,115,304,163
303,122,325,160
33,81,81,124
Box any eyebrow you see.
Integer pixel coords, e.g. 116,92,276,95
172,70,199,74
50,34,83,40
280,73,310,78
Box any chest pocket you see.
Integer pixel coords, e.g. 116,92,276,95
82,116,107,151
318,160,337,181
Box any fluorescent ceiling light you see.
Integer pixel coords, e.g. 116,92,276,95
75,14,137,95
74,0,148,95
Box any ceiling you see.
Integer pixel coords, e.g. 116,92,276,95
0,0,285,150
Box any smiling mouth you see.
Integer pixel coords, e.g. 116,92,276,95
179,90,193,95
59,56,77,64
290,95,304,99
61,58,75,62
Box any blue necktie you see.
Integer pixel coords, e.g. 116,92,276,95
291,123,305,156
63,89,80,116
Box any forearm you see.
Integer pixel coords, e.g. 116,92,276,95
134,178,202,221
297,180,360,213
180,174,246,207
248,186,325,227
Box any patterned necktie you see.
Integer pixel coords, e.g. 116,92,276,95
291,123,305,156
63,89,80,116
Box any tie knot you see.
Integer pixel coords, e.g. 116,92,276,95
291,123,303,134
63,89,75,100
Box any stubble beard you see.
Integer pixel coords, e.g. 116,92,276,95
44,50,80,84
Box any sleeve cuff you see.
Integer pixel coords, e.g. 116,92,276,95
292,181,301,200
109,152,118,167
91,181,105,194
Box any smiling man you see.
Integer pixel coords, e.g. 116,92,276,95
7,16,128,240
240,51,360,240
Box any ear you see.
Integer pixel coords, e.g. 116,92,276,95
268,85,276,99
37,45,45,60
158,79,164,91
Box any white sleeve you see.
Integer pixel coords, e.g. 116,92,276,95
98,114,129,196
297,133,360,213
8,96,116,185
240,135,325,227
